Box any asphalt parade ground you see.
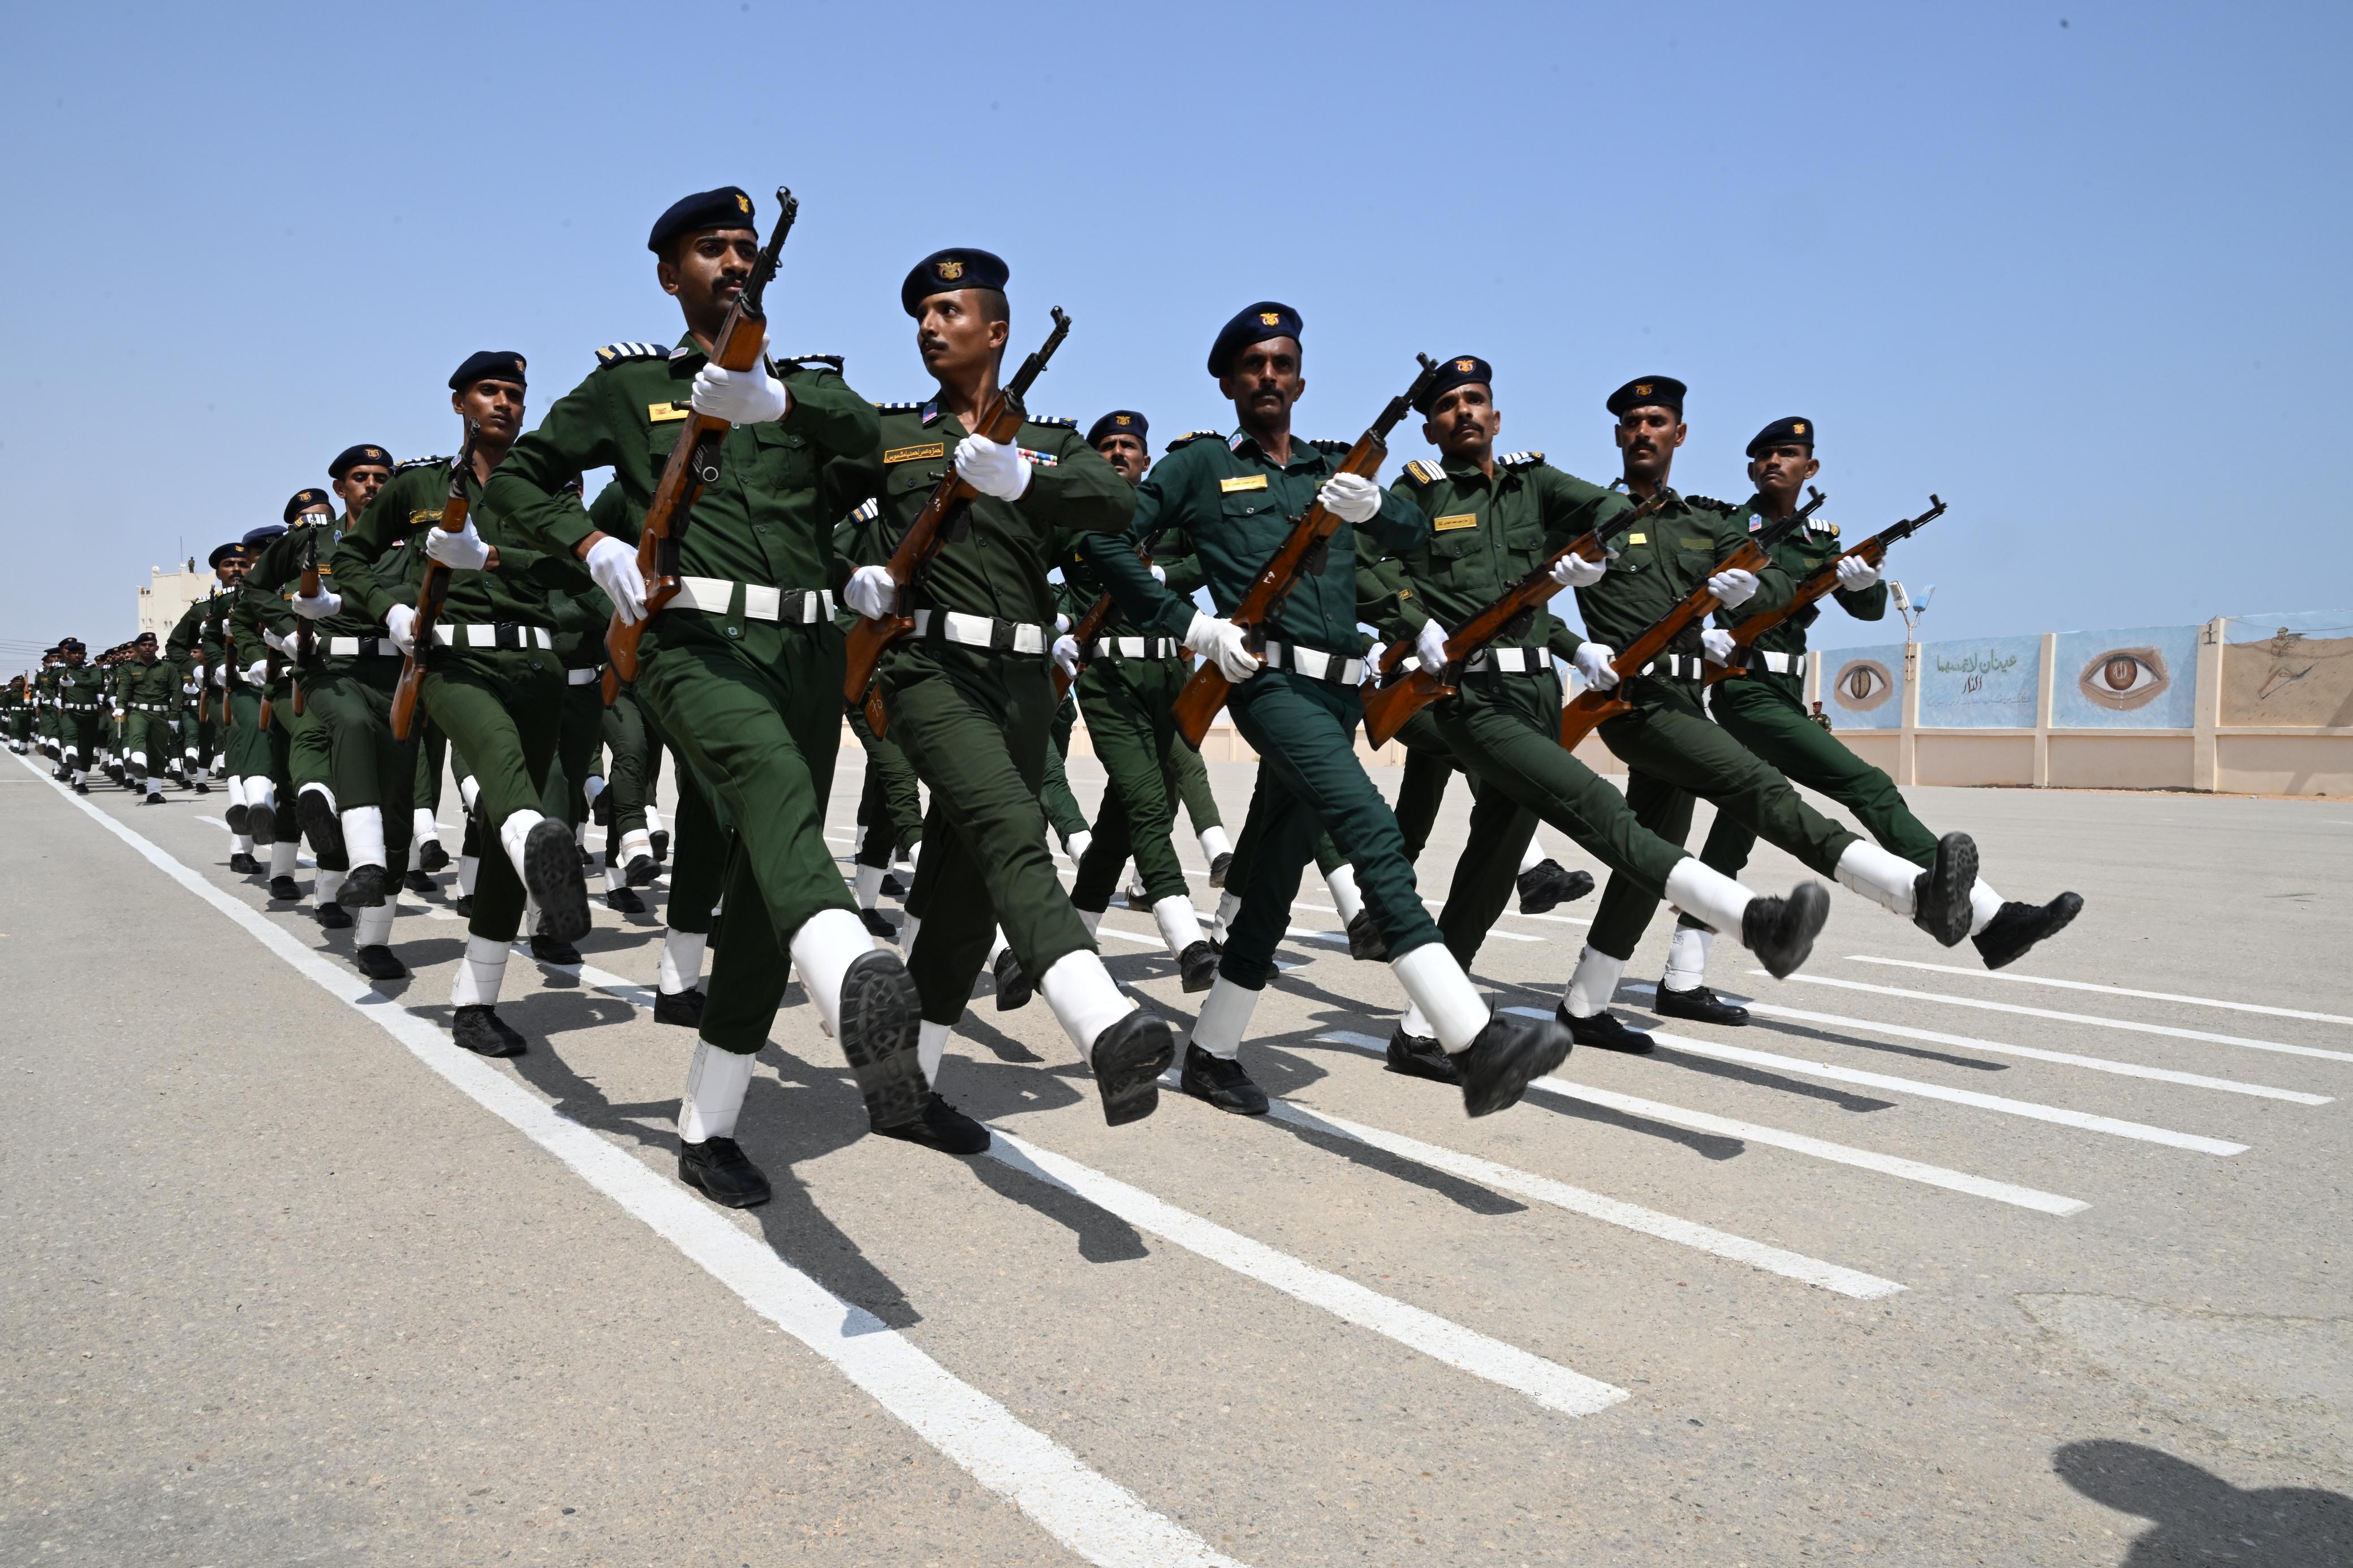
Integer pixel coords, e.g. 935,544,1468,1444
4,748,2349,1566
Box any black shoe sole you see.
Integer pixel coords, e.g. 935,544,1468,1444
993,952,1033,1012
1094,1014,1177,1126
1461,1018,1573,1118
624,854,658,888
1746,882,1831,979
225,805,250,833
1345,913,1390,964
295,789,345,862
339,865,389,910
247,804,277,845
1178,942,1220,994
1975,891,2085,970
1207,853,1234,889
523,819,592,942
1914,833,1980,948
838,952,927,1131
417,843,450,872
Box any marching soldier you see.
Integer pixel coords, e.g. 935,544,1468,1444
247,486,359,929
227,522,313,903
113,633,178,803
2,674,27,754
1567,377,1981,1050
165,550,246,802
51,639,104,792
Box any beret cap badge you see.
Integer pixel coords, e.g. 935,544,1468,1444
1259,312,1281,326
937,260,964,280
1455,358,1477,373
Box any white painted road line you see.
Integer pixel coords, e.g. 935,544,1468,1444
1754,971,2353,1066
1621,984,2332,1105
982,1128,1630,1418
21,755,1256,1568
1295,1044,1904,1298
1514,1008,2249,1156
1840,954,2353,1029
1316,1027,2088,1216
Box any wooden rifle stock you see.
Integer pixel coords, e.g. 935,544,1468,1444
1556,488,1824,749
291,529,320,718
1052,524,1174,702
390,422,481,742
1171,354,1443,748
841,307,1074,733
1700,495,1945,689
1359,490,1666,748
258,647,281,730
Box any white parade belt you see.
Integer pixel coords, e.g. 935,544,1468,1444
326,636,402,657
1260,641,1365,686
666,577,835,624
912,608,1049,656
430,623,554,650
1085,636,1180,660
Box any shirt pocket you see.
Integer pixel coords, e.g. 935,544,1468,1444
747,422,813,491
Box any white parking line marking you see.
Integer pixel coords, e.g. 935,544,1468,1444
24,757,1255,1568
984,1129,1630,1417
1752,972,2353,1065
1840,955,2353,1028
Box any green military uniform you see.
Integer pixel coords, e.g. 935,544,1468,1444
833,502,925,885
240,520,369,883
51,656,107,780
32,660,61,764
112,647,179,794
165,595,220,779
2,677,27,753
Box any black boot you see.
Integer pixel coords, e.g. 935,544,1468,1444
879,872,905,899
678,1137,770,1208
649,828,670,863
522,818,592,943
1973,892,2084,970
1091,1011,1178,1125
858,906,899,941
229,851,260,875
1651,983,1749,1026
1179,1040,1268,1116
1208,850,1234,888
1742,881,1831,979
1453,1010,1573,1117
623,852,658,887
191,779,210,794
835,951,927,1131
339,863,389,910
416,839,450,873
1384,1025,1459,1084
605,885,647,914
453,895,475,919
451,1004,526,1057
1911,833,1980,948
72,779,90,794
1178,939,1221,993
354,944,408,981
529,933,581,966
1558,1005,1653,1055
992,945,1033,1011
1346,909,1389,963
225,803,251,833
404,867,436,895
315,901,353,931
876,1092,992,1155
1516,858,1595,915
295,789,345,863
247,801,277,845
268,875,300,902
653,987,706,1028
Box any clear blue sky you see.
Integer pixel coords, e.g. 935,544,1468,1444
3,0,2346,668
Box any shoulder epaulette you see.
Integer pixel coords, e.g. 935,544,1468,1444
1309,438,1354,456
593,341,673,366
849,498,879,523
873,400,924,413
1400,459,1445,487
395,454,450,473
779,353,844,371
1165,429,1225,451
1687,494,1739,515
1026,414,1078,429
1498,450,1545,468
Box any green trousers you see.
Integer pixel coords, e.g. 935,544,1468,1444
1040,690,1090,846
122,709,174,778
1165,731,1222,835
1587,677,1861,961
1219,670,1440,990
555,678,605,827
421,650,562,944
851,719,924,871
885,642,1093,1026
412,718,449,814
1392,707,1464,863
634,618,851,1054
306,658,417,870
600,686,652,840
1071,655,1191,912
1222,800,1344,897
632,699,725,938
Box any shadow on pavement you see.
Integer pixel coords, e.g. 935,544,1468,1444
2053,1439,2353,1565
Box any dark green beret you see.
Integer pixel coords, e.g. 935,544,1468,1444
648,187,756,254
1208,301,1302,377
1746,415,1815,457
1087,410,1149,448
1415,355,1492,415
329,444,393,481
901,248,1010,317
1606,375,1686,417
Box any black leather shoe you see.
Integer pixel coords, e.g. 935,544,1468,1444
229,851,260,875
1346,910,1389,963
1090,1012,1177,1125
191,780,210,795
417,840,450,872
225,804,251,833
315,901,353,930
139,792,165,806
1179,1040,1268,1116
1743,881,1831,978
268,875,300,902
1973,891,2083,970
575,843,594,867
1208,851,1234,888
529,934,581,966
649,828,670,863
1384,1026,1459,1084
1559,1005,1654,1055
992,945,1033,1011
452,1004,526,1057
452,895,475,919
105,763,126,787
876,1092,992,1154
623,853,658,888
339,863,389,910
589,786,611,827
295,789,345,862
837,951,927,1130
247,802,277,845
859,906,899,941
522,817,592,942
1178,939,1221,993
1652,983,1749,1026
72,780,90,794
1516,858,1595,915
404,867,436,895
1911,832,1980,948
1455,1010,1573,1117
678,1136,770,1208
605,886,646,914
879,872,905,899
653,987,706,1029
354,944,408,981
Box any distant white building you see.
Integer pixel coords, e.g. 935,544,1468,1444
138,559,216,642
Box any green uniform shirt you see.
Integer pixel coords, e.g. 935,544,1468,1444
1064,519,1203,640
1570,487,1794,658
114,654,179,709
1714,491,1887,657
52,662,104,711
240,516,386,654
331,457,583,629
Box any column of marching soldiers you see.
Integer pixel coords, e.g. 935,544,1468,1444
3,185,2088,1211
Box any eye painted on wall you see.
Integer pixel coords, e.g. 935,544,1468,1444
1831,658,1895,711
2078,646,2170,711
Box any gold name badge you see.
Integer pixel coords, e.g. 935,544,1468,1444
885,442,946,464
1433,513,1478,532
1219,474,1269,493
648,401,691,423
1626,532,1647,545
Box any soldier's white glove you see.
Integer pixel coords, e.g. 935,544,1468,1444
1184,611,1261,683
426,516,492,571
1835,554,1880,591
212,664,227,688
1316,472,1381,523
244,659,269,687
690,362,791,425
1052,634,1082,679
584,536,647,625
384,604,419,658
264,629,296,656
1150,564,1167,583
1054,612,1071,634
1701,628,1737,665
1549,550,1608,589
292,585,342,620
846,565,896,621
1706,567,1760,608
954,434,1032,501
1413,619,1450,674
1572,642,1620,692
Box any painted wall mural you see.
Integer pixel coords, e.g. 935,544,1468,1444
1916,634,2042,728
2052,624,2200,729
2220,612,2353,728
1823,641,1906,730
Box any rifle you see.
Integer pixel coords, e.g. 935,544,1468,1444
1701,495,1945,688
841,307,1074,730
1359,488,1667,748
258,646,282,729
1053,524,1175,702
390,421,481,741
291,528,320,717
1169,353,1442,748
602,187,799,705
196,593,214,726
1557,487,1824,750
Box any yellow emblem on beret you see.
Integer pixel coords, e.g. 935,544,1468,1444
1259,312,1281,326
1114,414,1132,426
1635,382,1653,396
367,448,383,460
938,260,964,281
1454,359,1476,373
735,192,751,213
1793,421,1807,435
